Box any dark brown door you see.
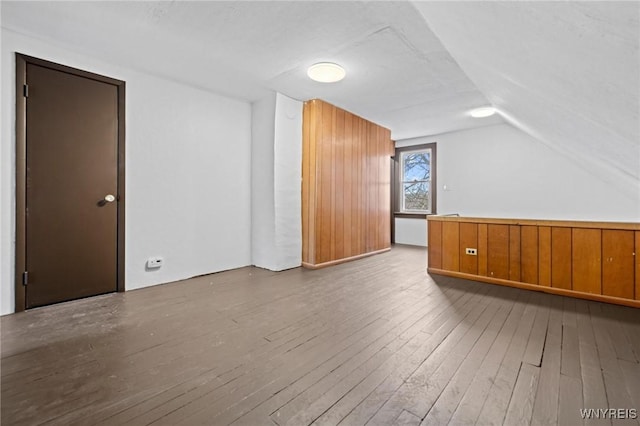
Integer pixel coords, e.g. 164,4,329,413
25,63,119,308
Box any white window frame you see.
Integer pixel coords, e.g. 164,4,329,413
395,143,436,215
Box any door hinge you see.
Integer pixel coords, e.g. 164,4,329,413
23,84,29,98
22,271,28,286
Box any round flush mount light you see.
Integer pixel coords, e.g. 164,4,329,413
469,106,497,118
307,62,346,83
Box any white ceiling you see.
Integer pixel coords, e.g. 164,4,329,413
1,1,501,140
2,1,638,185
414,1,640,192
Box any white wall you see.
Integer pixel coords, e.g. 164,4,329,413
251,92,302,271
394,218,427,247
273,93,303,269
395,123,640,246
1,29,252,315
251,93,277,269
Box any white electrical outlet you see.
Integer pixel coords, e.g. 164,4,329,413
147,257,163,269
465,248,477,256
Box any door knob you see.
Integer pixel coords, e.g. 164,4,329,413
104,194,116,203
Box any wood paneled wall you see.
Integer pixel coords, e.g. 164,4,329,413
428,216,640,308
302,99,393,269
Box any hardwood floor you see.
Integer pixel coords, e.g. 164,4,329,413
2,245,639,425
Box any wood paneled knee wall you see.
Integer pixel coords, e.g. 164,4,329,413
428,216,640,308
302,99,393,269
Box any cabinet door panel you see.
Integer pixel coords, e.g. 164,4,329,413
509,225,521,281
521,226,538,285
488,224,509,279
538,226,551,287
442,222,460,272
636,231,640,300
551,227,572,290
460,223,478,275
428,221,442,269
602,230,634,299
572,228,602,295
478,224,488,276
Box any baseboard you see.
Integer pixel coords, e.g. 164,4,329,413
303,247,391,270
428,268,640,308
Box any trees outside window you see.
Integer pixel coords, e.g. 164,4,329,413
396,143,436,215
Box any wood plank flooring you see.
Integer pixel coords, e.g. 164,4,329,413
2,245,639,425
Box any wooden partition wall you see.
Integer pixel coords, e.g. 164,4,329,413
428,216,640,308
302,99,393,269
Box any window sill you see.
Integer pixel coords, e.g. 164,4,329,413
394,212,432,219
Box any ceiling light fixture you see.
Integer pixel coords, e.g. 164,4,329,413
307,62,346,83
470,106,497,118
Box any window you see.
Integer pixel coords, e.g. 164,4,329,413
395,143,436,216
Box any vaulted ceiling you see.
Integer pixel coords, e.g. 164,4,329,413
414,1,639,195
2,1,638,189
